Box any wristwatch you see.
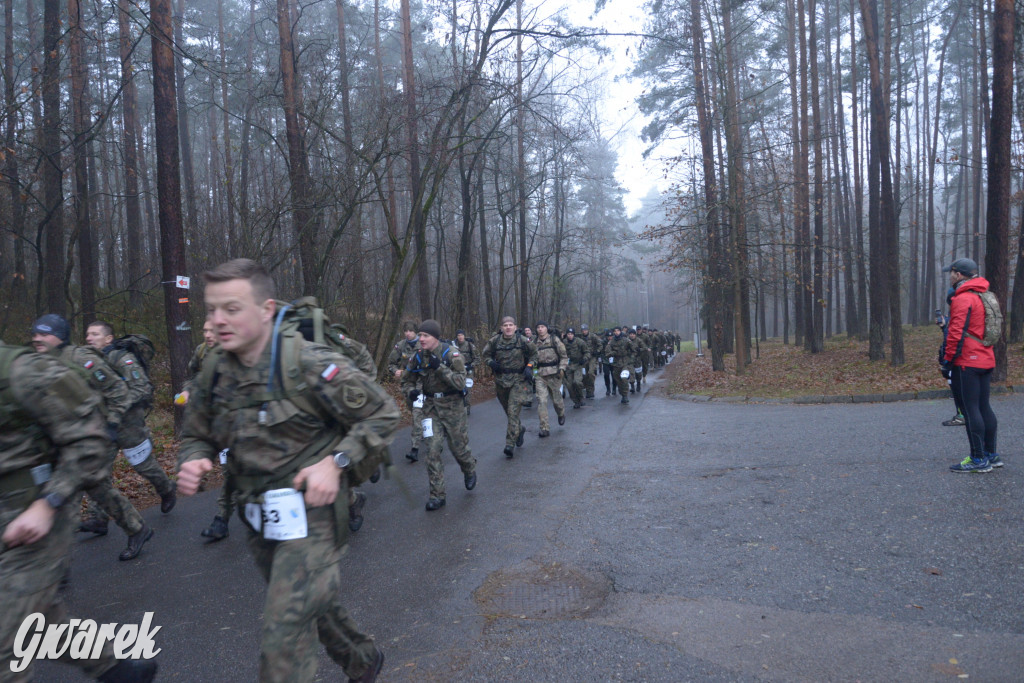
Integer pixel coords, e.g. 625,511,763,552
43,491,67,509
332,451,351,470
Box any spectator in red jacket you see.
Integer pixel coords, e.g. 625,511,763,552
942,258,999,473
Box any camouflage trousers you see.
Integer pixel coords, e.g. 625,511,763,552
83,445,144,535
116,413,174,498
217,464,238,520
613,364,630,396
245,504,377,683
495,380,530,448
641,356,649,381
535,373,565,431
565,365,585,405
0,496,118,682
583,358,597,396
423,396,476,499
406,400,425,451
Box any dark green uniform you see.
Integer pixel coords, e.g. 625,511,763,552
604,333,635,400
388,337,424,454
50,344,146,537
533,333,567,432
103,345,175,500
0,347,122,681
579,329,602,399
402,342,475,502
180,340,399,682
480,332,537,451
563,335,590,407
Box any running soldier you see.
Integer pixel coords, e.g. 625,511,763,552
177,259,396,683
533,322,567,437
31,316,154,562
563,328,590,409
388,322,423,463
481,317,538,458
578,324,600,399
0,342,158,682
604,326,634,404
402,320,477,511
453,329,477,415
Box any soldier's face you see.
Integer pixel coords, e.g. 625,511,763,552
524,328,532,338
566,332,574,341
404,330,418,341
536,325,547,337
501,321,516,336
85,326,112,351
205,278,275,362
202,322,216,347
31,333,61,353
457,333,465,343
418,332,439,352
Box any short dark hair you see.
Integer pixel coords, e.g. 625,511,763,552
203,258,277,303
402,320,417,333
87,320,115,338
501,316,516,325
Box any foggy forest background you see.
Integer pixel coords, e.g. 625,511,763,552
0,0,1022,393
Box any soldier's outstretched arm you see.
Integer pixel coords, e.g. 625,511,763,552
177,384,220,495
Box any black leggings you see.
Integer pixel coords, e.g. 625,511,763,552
950,365,997,459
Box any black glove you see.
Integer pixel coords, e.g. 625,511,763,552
106,423,119,444
407,389,421,402
523,366,534,383
427,354,441,370
487,359,501,372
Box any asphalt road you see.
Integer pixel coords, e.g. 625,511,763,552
39,363,1024,682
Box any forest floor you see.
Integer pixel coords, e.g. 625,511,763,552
664,323,1024,398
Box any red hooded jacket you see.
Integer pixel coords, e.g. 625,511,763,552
943,276,995,369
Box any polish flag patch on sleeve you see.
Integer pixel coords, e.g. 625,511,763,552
124,359,133,365
321,364,340,382
84,360,94,369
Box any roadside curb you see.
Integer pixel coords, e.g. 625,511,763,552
667,384,1020,405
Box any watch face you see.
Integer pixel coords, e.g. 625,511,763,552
46,492,65,509
333,453,350,469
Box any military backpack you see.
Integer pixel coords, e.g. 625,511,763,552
965,291,1004,347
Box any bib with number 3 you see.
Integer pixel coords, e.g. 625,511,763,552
259,488,308,541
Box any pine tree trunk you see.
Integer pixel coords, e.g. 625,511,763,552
119,0,144,306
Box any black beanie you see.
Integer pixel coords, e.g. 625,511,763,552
418,319,442,340
32,314,70,343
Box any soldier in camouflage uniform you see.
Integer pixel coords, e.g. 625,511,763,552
604,326,635,404
532,323,567,437
627,328,644,394
562,328,590,409
177,259,395,683
520,327,535,408
602,330,615,395
481,317,538,458
401,320,476,511
638,326,652,383
87,321,176,515
578,324,601,399
31,316,153,562
0,342,158,682
453,330,477,415
388,321,423,462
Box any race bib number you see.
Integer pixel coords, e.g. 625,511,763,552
123,439,153,466
620,369,630,379
413,394,425,409
218,449,228,465
661,351,667,356
422,418,434,438
608,356,614,364
635,366,643,374
465,377,474,388
258,488,308,541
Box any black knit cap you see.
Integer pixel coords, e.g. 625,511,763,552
418,319,442,340
566,327,575,334
535,320,548,329
32,314,70,342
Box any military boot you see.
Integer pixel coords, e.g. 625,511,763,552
201,515,229,541
348,491,367,532
504,446,514,459
160,483,177,513
119,524,153,561
79,517,109,536
516,426,525,447
405,447,419,463
348,647,385,683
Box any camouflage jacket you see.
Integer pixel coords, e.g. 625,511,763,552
603,335,635,368
387,337,419,377
564,336,590,366
401,342,466,399
480,333,538,387
534,334,567,377
580,331,603,362
52,344,130,429
1,347,108,504
104,346,153,410
453,339,477,370
179,341,400,486
188,342,215,378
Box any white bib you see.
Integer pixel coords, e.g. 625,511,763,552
619,369,630,379
123,439,153,466
413,394,425,409
422,418,434,438
465,377,474,388
245,488,308,541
